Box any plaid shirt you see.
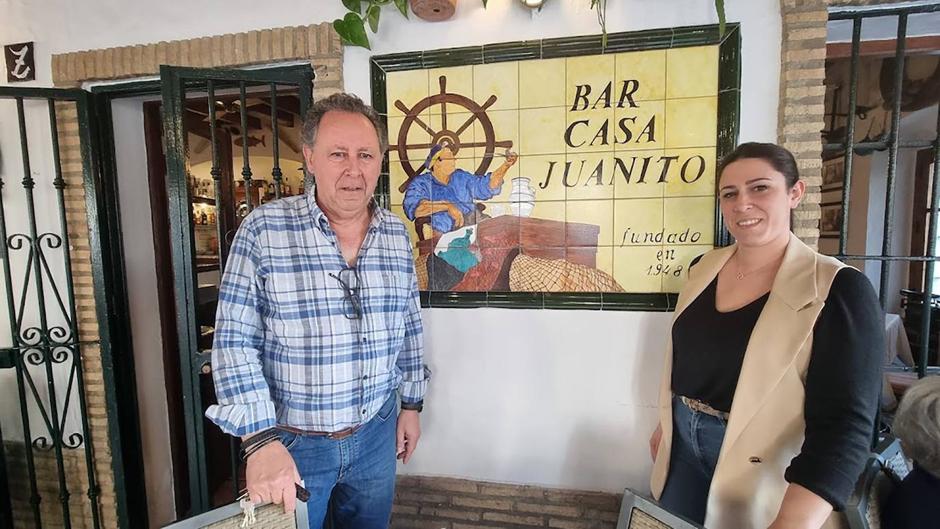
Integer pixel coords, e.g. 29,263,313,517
205,193,429,436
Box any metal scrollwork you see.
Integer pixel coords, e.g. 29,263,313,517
7,232,32,250
62,432,84,450
48,326,71,346
31,436,54,452
24,347,46,366
20,326,43,346
50,344,71,364
37,232,63,250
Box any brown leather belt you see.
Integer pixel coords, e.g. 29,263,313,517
678,395,730,421
276,423,363,440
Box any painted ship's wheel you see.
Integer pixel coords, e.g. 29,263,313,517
394,75,514,192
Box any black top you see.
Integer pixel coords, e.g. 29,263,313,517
671,277,769,412
671,266,884,511
881,465,940,529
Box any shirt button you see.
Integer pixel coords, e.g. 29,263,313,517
361,409,366,415
362,337,367,342
362,375,367,380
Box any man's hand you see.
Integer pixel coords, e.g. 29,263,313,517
490,153,518,189
396,410,421,464
446,204,464,229
649,423,662,462
246,441,301,513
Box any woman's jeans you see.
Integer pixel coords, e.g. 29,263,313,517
659,395,727,525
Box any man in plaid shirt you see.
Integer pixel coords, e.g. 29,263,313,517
206,93,430,529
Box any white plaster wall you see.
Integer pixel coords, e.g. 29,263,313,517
848,154,873,272
111,97,176,526
1,0,783,497
864,105,939,314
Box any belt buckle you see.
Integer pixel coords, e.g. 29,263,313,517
679,395,728,421
326,426,358,440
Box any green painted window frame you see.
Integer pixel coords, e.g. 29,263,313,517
370,23,741,311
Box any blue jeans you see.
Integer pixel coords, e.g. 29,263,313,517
279,394,398,529
659,396,727,525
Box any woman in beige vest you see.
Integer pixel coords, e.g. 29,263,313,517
648,143,883,529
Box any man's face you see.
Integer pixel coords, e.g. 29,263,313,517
302,110,382,220
431,147,456,181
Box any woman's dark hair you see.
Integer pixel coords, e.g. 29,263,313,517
718,142,800,188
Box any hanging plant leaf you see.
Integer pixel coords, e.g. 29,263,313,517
342,0,362,14
367,4,381,33
482,0,488,7
590,0,607,51
333,12,371,49
715,0,726,36
393,0,408,17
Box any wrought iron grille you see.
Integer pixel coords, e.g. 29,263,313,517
159,65,314,516
0,89,104,529
824,2,940,379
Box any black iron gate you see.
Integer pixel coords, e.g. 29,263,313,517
159,65,313,515
825,2,940,378
0,88,137,528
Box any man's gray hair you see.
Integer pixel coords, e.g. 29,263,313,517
893,376,940,477
301,92,388,153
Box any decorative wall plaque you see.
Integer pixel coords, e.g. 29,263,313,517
5,42,35,82
372,25,740,309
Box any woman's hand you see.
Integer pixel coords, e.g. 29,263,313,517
649,423,663,461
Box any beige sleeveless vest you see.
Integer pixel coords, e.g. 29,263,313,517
650,233,850,529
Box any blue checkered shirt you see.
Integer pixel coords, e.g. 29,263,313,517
205,193,429,436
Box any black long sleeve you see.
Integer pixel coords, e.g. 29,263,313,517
784,267,885,510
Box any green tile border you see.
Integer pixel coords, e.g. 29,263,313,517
716,24,741,248
371,23,741,311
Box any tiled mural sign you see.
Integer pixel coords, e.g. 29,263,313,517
382,45,720,295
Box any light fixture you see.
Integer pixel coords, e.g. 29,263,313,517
520,0,544,8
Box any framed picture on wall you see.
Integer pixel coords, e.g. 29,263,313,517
370,24,742,311
819,201,844,238
822,155,844,192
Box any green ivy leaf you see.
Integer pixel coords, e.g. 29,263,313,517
715,0,726,36
342,0,362,14
393,0,408,17
333,12,371,49
482,0,488,7
367,4,381,33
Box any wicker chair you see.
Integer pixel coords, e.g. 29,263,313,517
162,499,309,529
615,489,704,529
844,436,910,529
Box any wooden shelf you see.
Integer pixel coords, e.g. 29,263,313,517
193,195,216,205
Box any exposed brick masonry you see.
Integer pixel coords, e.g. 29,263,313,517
391,476,622,529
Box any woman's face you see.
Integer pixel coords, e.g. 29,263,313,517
718,158,805,248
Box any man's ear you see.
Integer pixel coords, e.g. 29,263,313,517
302,143,315,173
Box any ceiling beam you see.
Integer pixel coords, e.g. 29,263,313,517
827,35,940,59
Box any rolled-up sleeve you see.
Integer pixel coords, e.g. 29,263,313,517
468,170,501,200
784,268,884,510
397,249,430,405
205,218,276,436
